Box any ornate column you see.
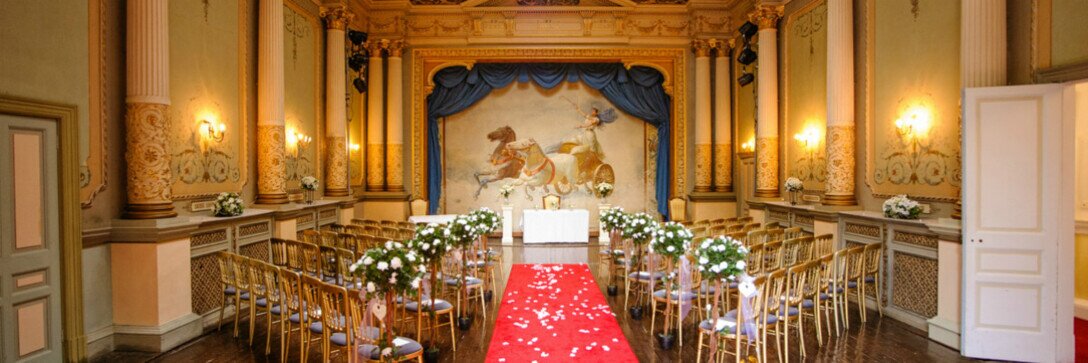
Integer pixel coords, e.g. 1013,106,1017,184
123,0,175,219
385,40,405,192
322,8,352,197
713,39,734,193
255,0,288,204
956,0,1006,219
693,39,713,193
752,5,783,198
366,40,386,192
823,0,857,206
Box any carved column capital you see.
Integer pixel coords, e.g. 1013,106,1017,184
750,5,784,30
386,40,405,58
692,39,712,57
320,7,353,30
366,39,388,56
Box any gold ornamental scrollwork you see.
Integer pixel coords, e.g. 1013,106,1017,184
411,47,687,202
125,103,173,204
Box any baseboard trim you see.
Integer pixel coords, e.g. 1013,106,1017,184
112,313,202,352
927,316,961,350
84,325,115,359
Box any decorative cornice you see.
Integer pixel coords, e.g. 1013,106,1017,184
750,4,783,29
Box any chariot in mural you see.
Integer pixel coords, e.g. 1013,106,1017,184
472,101,618,200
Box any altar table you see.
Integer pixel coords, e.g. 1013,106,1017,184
521,209,590,243
408,214,457,225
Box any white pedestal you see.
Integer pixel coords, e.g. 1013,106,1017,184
598,203,611,245
502,205,513,243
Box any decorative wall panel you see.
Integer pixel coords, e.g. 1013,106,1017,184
167,0,249,198
891,251,938,318
239,240,269,262
784,0,828,189
284,4,321,192
190,253,222,315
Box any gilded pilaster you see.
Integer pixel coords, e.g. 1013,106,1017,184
751,5,783,199
385,40,405,192
823,126,855,205
322,6,352,197
366,40,387,192
713,39,733,193
824,0,857,206
256,125,288,203
123,0,175,219
754,136,779,198
693,39,713,192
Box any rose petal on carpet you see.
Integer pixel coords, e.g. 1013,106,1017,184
485,264,637,363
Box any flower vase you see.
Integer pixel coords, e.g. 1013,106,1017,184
304,190,314,204
789,191,798,205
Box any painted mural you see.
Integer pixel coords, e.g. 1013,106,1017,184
444,82,654,226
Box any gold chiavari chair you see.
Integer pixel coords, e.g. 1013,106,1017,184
724,217,739,225
689,226,708,239
779,260,820,360
335,247,361,289
244,257,273,347
765,228,785,242
299,274,325,361
350,292,425,363
697,275,769,363
708,224,727,237
861,243,885,320
764,221,781,230
344,224,367,236
278,268,306,362
726,223,744,233
742,222,762,232
229,254,254,339
812,234,835,258
338,233,360,254
814,253,839,345
762,268,788,363
301,229,322,245
380,227,400,240
746,230,769,246
736,216,754,224
319,245,342,283
783,227,805,240
840,245,866,330
350,218,367,226
781,238,803,267
397,221,416,230
796,236,816,263
314,281,354,362
763,240,785,272
298,241,323,278
325,223,346,233
442,252,487,320
380,220,399,228
363,225,382,236
319,230,340,247
649,261,699,347
709,218,727,226
623,246,665,311
255,261,287,355
216,251,238,332
404,287,458,352
270,238,289,267
361,219,381,228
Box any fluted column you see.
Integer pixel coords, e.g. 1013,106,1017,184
693,39,713,193
323,8,352,197
753,5,783,198
956,0,1006,219
255,0,288,204
366,40,386,192
123,0,175,219
385,40,405,192
713,39,733,193
823,0,856,206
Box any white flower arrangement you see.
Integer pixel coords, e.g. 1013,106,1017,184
446,214,481,248
784,177,804,192
499,184,515,199
469,207,502,235
349,241,425,300
300,176,319,191
213,192,245,217
622,212,659,246
883,194,922,220
649,222,693,261
695,236,749,281
408,223,453,263
599,207,630,233
595,182,614,198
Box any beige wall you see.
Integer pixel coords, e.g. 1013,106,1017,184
1051,0,1088,68
283,4,322,193
783,0,828,192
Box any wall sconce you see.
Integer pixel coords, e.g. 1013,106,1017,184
286,129,312,157
741,139,756,153
199,119,226,143
793,126,821,150
894,105,932,140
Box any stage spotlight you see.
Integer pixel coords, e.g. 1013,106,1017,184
353,77,367,93
738,21,758,38
737,46,757,65
348,53,366,72
348,29,368,46
737,72,754,86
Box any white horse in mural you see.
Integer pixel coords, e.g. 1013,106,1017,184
505,138,578,199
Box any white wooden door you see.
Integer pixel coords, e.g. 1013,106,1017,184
961,84,1075,362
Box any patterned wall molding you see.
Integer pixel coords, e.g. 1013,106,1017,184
190,229,229,248
891,251,938,318
844,222,882,239
893,230,938,249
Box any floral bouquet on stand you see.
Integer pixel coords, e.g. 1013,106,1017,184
446,215,481,328
595,182,614,202
648,222,694,346
784,177,803,205
622,212,659,318
499,184,515,203
883,194,922,219
349,241,424,361
407,223,453,355
213,192,245,217
300,176,318,204
695,235,750,359
599,207,630,294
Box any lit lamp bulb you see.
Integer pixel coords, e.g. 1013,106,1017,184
350,143,361,153
896,105,932,139
200,119,226,142
793,127,821,150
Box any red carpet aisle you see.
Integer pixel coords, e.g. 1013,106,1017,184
1076,318,1088,362
485,264,638,363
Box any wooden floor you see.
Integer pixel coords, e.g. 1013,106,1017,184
93,243,973,363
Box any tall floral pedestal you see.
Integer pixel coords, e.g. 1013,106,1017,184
502,205,514,243
598,203,611,245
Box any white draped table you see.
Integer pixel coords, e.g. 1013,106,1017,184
521,209,590,243
407,214,457,225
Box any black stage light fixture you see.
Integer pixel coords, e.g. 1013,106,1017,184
348,30,368,46
353,77,367,93
737,46,757,65
737,71,754,86
738,21,758,38
348,53,366,72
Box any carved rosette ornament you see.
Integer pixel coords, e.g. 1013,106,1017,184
124,103,177,218
326,136,349,197
823,126,856,205
256,125,288,204
755,137,780,198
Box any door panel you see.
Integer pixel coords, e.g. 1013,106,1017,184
961,84,1073,362
0,114,62,362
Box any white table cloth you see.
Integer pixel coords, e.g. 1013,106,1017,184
408,214,458,225
521,209,590,243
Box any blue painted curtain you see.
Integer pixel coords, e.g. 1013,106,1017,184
426,63,672,218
